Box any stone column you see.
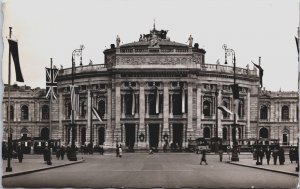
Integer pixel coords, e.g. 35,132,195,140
159,123,162,147
76,124,80,146
145,123,149,148
122,124,125,144
169,94,173,118
86,90,91,143
105,85,112,147
115,83,121,143
93,125,97,145
58,93,64,144
187,83,193,134
163,82,169,133
196,85,201,137
16,101,20,122
138,82,146,147
246,91,251,139
169,123,173,143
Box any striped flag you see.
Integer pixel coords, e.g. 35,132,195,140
46,67,58,99
8,39,24,82
181,87,185,113
155,87,159,114
70,85,79,111
92,107,102,122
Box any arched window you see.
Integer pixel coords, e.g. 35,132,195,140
203,127,211,138
260,105,268,120
259,127,268,138
7,105,14,120
21,105,29,120
80,101,86,118
41,127,49,140
222,127,227,140
203,100,211,117
98,100,106,117
282,105,289,120
238,100,244,118
42,105,49,120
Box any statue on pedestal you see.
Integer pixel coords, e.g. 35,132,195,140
116,35,121,47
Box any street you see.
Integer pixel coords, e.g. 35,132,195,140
2,153,298,188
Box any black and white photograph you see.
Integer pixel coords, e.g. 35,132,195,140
1,0,299,188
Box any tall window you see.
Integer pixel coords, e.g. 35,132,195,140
80,101,86,118
282,105,289,120
42,105,49,120
203,100,211,117
21,105,29,120
98,100,106,117
7,105,14,120
66,102,71,118
222,127,227,140
203,127,211,138
238,100,244,118
260,105,268,120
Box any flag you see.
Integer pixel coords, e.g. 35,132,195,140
295,36,299,53
92,107,103,122
45,67,58,99
233,99,240,122
70,85,79,111
8,39,24,82
231,84,239,99
217,105,233,115
155,87,159,114
252,62,264,87
181,87,185,113
130,87,135,115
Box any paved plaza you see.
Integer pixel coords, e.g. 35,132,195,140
2,152,299,188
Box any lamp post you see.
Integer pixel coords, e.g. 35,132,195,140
68,45,84,161
223,44,239,161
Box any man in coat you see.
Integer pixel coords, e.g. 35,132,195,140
200,149,208,165
44,146,52,165
265,146,271,165
279,147,285,165
272,146,279,165
17,142,23,163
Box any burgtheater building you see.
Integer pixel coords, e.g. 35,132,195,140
2,27,299,149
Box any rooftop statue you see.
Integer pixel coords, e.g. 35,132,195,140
187,35,193,47
116,35,121,47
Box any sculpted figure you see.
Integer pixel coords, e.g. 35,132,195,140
116,35,121,47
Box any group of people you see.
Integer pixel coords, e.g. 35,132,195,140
255,146,298,165
115,144,123,158
55,146,66,160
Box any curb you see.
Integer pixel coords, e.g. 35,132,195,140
2,159,85,178
227,161,298,176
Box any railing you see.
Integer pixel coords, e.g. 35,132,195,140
118,48,190,54
60,64,107,75
203,63,257,76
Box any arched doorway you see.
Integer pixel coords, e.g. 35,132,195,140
203,127,210,138
98,127,105,145
125,124,135,149
282,129,289,146
172,123,183,146
81,127,86,145
149,124,159,148
41,127,49,140
259,127,268,139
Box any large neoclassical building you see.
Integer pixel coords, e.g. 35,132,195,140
2,27,299,149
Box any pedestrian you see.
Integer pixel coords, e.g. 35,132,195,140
265,146,271,165
17,142,23,163
44,146,52,165
56,147,61,160
60,145,65,160
278,147,285,165
119,144,123,158
116,144,119,157
218,149,223,162
2,142,8,160
272,146,279,165
200,149,208,165
258,147,264,165
289,146,294,163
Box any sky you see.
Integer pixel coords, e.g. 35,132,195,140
1,0,299,91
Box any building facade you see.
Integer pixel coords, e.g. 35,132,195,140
2,28,299,149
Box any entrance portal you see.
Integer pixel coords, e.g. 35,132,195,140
172,124,183,147
125,124,136,149
149,124,159,148
98,127,105,145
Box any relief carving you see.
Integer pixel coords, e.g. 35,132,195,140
117,56,193,65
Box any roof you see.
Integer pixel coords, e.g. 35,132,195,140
120,40,188,48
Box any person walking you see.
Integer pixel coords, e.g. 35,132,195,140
258,147,264,165
119,144,123,158
289,146,294,163
60,145,65,160
44,146,52,165
56,147,61,160
200,149,208,165
265,146,271,165
272,146,279,165
17,142,23,163
279,147,285,165
218,149,223,162
116,144,119,157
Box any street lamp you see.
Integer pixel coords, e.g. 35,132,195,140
223,44,239,161
68,45,84,161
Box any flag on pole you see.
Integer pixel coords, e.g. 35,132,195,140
217,105,233,115
252,62,264,87
46,67,58,99
155,87,159,114
92,107,103,122
70,85,79,111
8,39,24,82
181,86,185,113
295,36,299,54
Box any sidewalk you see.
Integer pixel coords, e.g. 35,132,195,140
228,156,299,176
2,154,84,178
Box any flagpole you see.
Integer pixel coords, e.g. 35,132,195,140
256,57,261,140
6,27,13,172
49,58,53,141
90,91,93,145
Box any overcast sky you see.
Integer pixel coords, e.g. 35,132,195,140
1,0,299,91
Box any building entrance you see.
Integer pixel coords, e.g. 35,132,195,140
172,123,183,147
125,124,136,149
149,124,159,148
